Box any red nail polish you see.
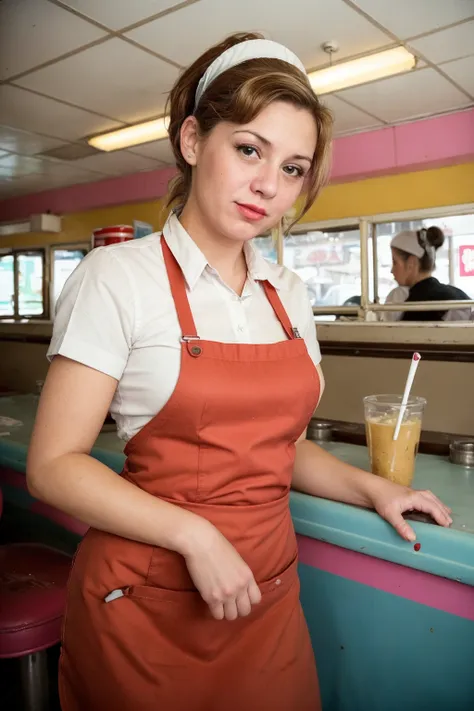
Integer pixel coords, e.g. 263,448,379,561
414,543,421,552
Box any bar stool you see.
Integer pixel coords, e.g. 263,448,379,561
0,488,73,711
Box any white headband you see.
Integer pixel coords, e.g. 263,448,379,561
391,230,426,259
194,39,307,111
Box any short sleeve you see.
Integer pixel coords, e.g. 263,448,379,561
380,286,408,322
300,290,321,367
47,248,135,380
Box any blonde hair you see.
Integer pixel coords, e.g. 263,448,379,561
166,32,333,228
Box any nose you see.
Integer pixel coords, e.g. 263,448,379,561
250,162,278,199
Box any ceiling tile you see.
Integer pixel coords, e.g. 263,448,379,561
335,68,471,122
409,21,474,64
16,38,179,123
58,0,188,31
42,163,107,182
0,0,106,81
127,0,392,70
440,55,474,96
71,151,163,175
0,85,124,142
0,154,104,181
322,96,383,135
0,125,67,157
0,154,46,178
129,139,176,164
0,170,103,199
352,0,474,39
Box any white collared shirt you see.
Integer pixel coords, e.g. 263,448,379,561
48,213,321,441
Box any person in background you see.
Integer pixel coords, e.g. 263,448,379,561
380,284,409,322
390,226,472,321
26,32,452,711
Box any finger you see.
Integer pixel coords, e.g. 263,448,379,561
223,600,238,621
420,491,452,521
247,579,262,605
383,509,416,541
235,591,252,617
208,602,224,620
413,494,452,527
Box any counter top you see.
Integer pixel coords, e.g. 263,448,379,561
1,394,474,586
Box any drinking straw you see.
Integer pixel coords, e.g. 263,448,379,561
393,353,421,441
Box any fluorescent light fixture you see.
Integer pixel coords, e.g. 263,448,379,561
308,46,416,95
88,47,415,152
88,116,169,152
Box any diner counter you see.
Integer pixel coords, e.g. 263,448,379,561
1,394,474,586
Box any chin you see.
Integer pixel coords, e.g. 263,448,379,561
218,218,265,243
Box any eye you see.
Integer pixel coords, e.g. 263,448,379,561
283,165,305,178
236,144,259,158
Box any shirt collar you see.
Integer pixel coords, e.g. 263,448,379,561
162,212,286,291
243,240,287,290
162,212,208,290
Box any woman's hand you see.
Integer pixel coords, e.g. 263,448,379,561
183,520,261,621
369,479,452,541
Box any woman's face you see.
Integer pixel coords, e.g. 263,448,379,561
181,101,317,243
391,249,418,286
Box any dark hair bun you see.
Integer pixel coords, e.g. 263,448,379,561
426,225,445,250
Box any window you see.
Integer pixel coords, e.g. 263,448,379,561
0,244,89,321
278,204,474,322
52,247,88,312
0,250,45,319
18,251,45,317
284,227,361,310
374,214,474,303
0,254,14,317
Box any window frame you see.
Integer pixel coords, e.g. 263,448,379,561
280,202,474,321
0,242,90,322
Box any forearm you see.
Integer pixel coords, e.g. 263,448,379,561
292,439,381,507
26,453,205,556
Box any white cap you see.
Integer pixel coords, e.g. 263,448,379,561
194,39,307,111
390,230,425,258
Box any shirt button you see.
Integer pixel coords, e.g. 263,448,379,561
275,579,282,586
237,325,244,332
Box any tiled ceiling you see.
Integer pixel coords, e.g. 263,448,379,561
0,0,473,201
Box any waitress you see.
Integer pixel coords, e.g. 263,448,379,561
390,226,472,321
27,32,451,711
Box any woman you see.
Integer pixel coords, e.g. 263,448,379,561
27,33,452,711
390,226,472,321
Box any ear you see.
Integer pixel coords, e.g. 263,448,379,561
407,255,418,272
180,116,199,166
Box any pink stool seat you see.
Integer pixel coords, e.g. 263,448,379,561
0,543,71,658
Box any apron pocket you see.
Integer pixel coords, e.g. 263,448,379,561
104,584,200,605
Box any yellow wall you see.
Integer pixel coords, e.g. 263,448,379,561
305,161,474,222
3,161,474,249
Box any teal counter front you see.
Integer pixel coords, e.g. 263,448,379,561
1,395,474,711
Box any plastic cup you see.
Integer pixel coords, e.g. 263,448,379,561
363,394,426,486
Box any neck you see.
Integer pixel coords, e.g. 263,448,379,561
409,271,432,287
179,200,248,292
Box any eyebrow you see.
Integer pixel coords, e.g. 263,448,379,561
232,130,313,164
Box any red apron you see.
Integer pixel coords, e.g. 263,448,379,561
59,236,321,711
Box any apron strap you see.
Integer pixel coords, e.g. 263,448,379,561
260,281,297,340
161,236,198,338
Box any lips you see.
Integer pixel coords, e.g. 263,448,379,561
236,203,267,221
